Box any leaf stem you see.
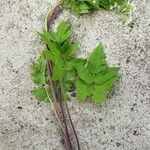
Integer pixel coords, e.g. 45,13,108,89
45,2,80,150
45,4,74,149
42,59,66,135
60,80,80,150
65,101,81,150
47,61,73,150
46,61,66,135
46,2,62,29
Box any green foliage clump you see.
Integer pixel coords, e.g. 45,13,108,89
30,22,119,103
62,0,134,24
63,0,133,14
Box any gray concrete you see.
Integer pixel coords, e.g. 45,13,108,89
0,0,150,150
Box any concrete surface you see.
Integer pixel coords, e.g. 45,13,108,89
0,0,150,150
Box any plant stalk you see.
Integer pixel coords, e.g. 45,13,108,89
45,3,80,150
47,61,73,150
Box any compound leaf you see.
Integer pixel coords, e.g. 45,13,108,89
31,22,120,104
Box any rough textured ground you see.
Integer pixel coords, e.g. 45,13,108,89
0,0,150,150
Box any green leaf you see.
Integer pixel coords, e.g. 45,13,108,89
57,21,71,35
30,55,46,85
38,30,56,43
56,22,71,43
64,70,76,83
60,40,70,54
38,30,59,51
92,91,107,103
43,50,60,63
30,66,44,85
94,67,119,85
32,87,50,102
64,43,78,56
83,0,100,9
76,80,90,100
43,50,64,81
65,59,77,71
74,44,119,103
88,45,107,74
64,58,86,71
64,82,73,92
75,62,93,84
99,76,119,91
52,59,64,81
78,3,90,14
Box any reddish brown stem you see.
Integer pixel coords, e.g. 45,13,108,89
47,61,73,150
65,101,81,150
59,97,73,149
46,3,80,150
47,3,62,29
46,4,73,148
